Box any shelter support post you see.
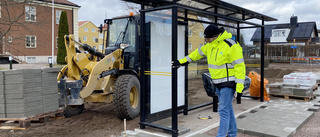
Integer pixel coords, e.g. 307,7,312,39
260,19,265,102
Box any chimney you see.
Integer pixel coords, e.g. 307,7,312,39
290,15,297,27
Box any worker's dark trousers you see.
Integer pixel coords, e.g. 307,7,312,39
215,87,237,137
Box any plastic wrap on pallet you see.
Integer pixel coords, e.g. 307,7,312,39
283,72,318,87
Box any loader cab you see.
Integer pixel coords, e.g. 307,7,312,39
104,15,140,72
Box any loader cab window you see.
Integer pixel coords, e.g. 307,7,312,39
108,18,136,53
108,17,137,69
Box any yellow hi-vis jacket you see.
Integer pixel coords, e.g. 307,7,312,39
179,30,246,93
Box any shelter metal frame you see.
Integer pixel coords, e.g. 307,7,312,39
122,0,277,136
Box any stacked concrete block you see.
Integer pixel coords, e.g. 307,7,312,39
41,68,60,113
268,83,283,94
293,86,313,96
269,83,314,97
3,69,44,118
281,87,293,95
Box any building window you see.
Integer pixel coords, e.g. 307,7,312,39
99,44,103,50
25,6,36,22
99,33,103,39
199,31,203,37
188,30,192,36
91,28,95,32
8,36,12,43
56,10,62,24
83,36,87,41
27,57,36,63
93,37,97,42
84,27,88,32
0,2,2,18
188,43,192,50
25,36,36,48
93,46,97,50
273,30,286,37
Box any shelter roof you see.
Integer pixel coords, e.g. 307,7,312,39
122,0,277,22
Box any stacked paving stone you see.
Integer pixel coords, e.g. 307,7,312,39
0,72,5,118
269,83,313,96
0,68,60,118
3,69,44,118
41,68,60,113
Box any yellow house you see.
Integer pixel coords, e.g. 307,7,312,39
188,16,205,54
187,15,207,76
78,21,104,52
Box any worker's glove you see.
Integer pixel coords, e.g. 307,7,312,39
172,60,189,68
234,91,242,104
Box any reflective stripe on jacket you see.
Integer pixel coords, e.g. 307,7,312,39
179,30,246,93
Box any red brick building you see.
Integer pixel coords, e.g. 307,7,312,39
0,0,80,63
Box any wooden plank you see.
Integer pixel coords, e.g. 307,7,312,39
269,93,316,101
0,126,28,130
0,109,64,130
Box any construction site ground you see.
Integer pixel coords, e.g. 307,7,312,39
0,63,320,137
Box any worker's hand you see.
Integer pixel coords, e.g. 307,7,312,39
172,60,182,68
234,91,242,98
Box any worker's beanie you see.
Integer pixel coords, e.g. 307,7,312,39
204,24,220,38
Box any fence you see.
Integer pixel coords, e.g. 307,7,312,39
268,56,290,63
290,57,309,64
289,57,320,65
308,57,320,65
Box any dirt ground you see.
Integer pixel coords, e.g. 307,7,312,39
1,63,320,137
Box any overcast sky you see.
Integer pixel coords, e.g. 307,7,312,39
68,0,320,44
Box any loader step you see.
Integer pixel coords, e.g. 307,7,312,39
0,109,64,130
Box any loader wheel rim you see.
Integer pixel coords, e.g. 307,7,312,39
130,86,138,108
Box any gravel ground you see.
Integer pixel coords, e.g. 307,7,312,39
293,109,320,137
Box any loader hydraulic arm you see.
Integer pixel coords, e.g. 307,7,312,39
63,35,124,98
79,48,123,98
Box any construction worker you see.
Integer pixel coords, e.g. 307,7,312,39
172,24,246,137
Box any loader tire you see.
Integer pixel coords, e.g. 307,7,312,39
113,74,140,120
64,104,84,118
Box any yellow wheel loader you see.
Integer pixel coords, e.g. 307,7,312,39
57,15,140,119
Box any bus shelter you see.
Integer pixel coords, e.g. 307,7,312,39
122,0,277,136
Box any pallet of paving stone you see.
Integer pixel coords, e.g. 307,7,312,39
269,93,317,101
0,109,64,130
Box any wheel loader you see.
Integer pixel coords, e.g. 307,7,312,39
57,14,140,119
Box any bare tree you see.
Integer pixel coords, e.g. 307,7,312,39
122,2,140,15
0,0,34,38
0,0,52,57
